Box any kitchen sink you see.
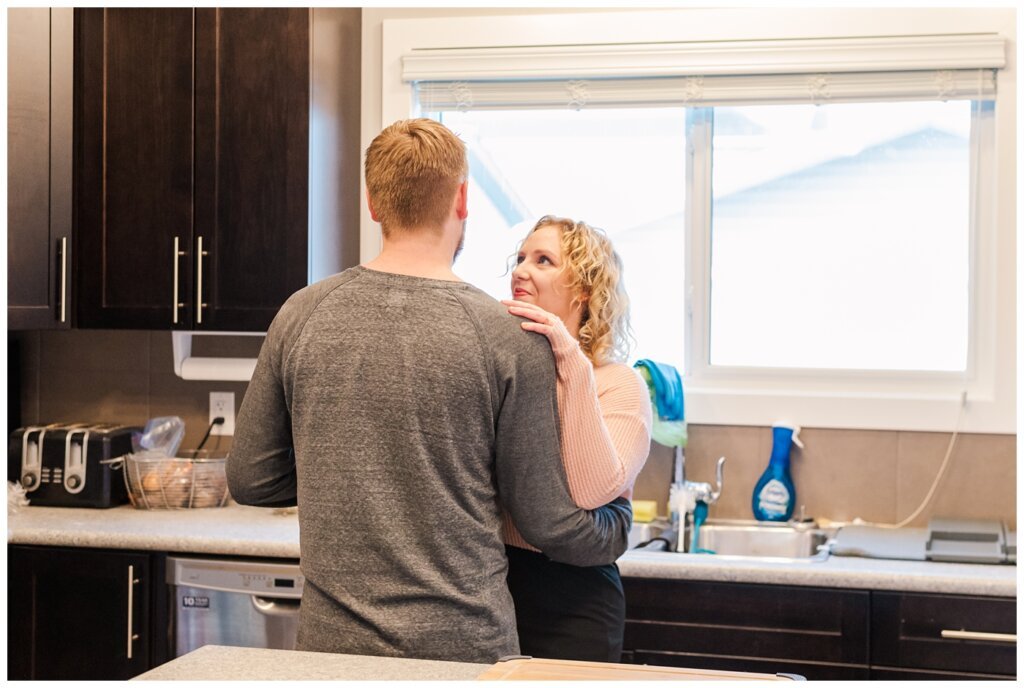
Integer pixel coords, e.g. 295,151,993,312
696,520,829,558
629,518,832,561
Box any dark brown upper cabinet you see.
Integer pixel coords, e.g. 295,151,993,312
74,8,360,331
8,9,74,330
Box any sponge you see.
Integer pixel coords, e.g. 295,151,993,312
632,499,658,523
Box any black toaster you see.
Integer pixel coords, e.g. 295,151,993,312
8,423,140,508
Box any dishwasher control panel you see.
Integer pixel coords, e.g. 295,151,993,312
167,556,304,599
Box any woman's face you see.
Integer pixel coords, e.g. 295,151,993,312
511,224,579,323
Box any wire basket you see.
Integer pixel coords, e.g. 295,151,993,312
119,450,231,509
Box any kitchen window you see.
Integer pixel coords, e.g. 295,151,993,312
378,8,1015,433
423,99,979,378
421,106,689,373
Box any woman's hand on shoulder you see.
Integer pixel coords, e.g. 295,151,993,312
502,299,576,353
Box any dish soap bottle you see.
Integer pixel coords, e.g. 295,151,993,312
751,423,803,522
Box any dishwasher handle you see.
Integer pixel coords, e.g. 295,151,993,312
252,595,301,618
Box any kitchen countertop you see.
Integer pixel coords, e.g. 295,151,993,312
7,502,302,559
132,645,490,681
8,503,1017,597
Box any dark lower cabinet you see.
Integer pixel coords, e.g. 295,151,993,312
871,591,1016,680
622,578,1017,681
621,578,870,680
8,545,169,680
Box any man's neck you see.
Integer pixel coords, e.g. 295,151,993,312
362,226,461,282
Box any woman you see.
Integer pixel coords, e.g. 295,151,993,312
500,215,653,662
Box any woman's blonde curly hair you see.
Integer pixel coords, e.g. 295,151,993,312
526,215,634,366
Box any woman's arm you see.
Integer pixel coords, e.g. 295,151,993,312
505,300,653,509
556,349,653,507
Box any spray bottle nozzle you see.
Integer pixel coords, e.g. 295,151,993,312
773,422,804,449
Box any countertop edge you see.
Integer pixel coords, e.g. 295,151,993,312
8,506,1017,598
8,529,302,559
617,552,1017,598
131,645,493,681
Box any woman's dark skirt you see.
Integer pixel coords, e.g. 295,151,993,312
505,544,625,663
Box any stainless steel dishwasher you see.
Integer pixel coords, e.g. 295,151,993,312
167,556,304,656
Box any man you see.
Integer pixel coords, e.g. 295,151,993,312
227,119,631,663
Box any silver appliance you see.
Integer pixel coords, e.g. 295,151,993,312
167,556,304,656
8,423,139,507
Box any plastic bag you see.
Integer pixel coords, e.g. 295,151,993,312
135,416,185,458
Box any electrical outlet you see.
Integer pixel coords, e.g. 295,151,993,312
209,392,235,436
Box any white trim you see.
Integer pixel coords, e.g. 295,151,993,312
371,8,1016,434
415,70,997,110
403,35,1006,82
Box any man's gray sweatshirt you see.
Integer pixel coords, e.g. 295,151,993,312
227,266,631,664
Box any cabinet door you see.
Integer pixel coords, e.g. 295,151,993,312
75,9,195,329
8,8,73,330
871,591,1016,677
8,545,153,680
622,578,870,680
193,8,310,332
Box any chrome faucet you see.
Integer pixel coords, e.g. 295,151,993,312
669,451,726,553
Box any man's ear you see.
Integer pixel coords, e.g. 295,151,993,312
455,180,469,221
366,187,379,222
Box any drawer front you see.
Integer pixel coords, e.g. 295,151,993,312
871,666,1015,681
629,650,869,680
871,592,1016,676
623,578,869,665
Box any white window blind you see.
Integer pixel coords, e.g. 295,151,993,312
407,34,1003,110
415,70,997,111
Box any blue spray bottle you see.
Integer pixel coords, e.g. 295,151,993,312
751,423,803,522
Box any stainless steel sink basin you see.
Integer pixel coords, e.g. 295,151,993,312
629,518,831,561
695,520,828,558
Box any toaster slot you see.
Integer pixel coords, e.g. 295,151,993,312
63,426,103,494
19,424,64,492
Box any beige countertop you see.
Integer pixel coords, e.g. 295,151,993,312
8,503,1017,597
132,645,490,681
8,502,301,559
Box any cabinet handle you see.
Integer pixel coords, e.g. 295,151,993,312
941,629,1016,644
126,565,139,659
196,236,208,324
172,237,187,324
59,236,68,323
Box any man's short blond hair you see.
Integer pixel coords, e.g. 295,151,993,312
365,119,468,235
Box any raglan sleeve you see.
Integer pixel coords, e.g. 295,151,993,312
226,300,299,508
492,331,632,567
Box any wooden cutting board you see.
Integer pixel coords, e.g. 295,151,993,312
477,657,801,681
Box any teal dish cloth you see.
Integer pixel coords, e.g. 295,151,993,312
633,359,687,448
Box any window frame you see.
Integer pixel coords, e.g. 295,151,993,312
375,8,1016,434
684,101,1001,431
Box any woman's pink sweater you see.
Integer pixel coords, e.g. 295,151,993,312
502,338,653,552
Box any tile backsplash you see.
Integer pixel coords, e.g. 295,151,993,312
11,329,1017,530
633,425,1017,530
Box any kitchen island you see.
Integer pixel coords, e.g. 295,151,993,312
8,502,1017,596
133,644,800,681
132,645,490,681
